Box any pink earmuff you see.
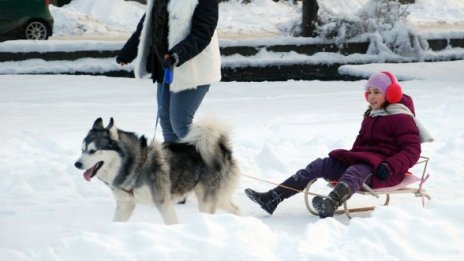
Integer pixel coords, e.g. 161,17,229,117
382,71,403,103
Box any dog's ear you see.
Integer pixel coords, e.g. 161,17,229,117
92,118,104,130
106,117,119,140
106,117,114,129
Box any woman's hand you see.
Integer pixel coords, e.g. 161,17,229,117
164,53,179,68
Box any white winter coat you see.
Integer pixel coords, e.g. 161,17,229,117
134,0,221,92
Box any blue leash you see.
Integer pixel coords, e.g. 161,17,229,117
154,66,174,140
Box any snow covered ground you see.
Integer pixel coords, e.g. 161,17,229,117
1,60,464,260
1,0,464,260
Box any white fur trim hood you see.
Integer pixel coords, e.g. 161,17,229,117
134,0,221,93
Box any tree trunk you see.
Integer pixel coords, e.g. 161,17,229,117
399,0,415,4
302,0,319,37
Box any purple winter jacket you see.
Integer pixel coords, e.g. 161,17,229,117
329,95,421,189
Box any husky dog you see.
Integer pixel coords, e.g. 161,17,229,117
74,118,240,224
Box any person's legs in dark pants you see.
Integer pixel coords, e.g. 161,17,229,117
312,163,372,218
245,157,346,215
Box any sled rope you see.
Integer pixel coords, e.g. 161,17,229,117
241,173,318,196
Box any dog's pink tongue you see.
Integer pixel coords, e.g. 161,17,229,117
83,168,93,182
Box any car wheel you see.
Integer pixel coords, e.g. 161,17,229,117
25,20,49,40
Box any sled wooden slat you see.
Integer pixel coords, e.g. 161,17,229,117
304,156,431,218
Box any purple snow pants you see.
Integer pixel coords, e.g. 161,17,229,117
294,157,372,193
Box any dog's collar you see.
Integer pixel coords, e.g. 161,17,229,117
98,177,134,195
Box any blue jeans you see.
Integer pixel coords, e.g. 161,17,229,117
156,83,210,142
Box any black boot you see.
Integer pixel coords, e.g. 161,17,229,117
312,182,351,218
245,175,307,215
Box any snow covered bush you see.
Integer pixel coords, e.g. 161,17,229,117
317,0,427,58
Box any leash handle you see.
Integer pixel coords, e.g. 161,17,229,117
163,66,174,84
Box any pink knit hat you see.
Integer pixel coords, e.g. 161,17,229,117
365,71,403,103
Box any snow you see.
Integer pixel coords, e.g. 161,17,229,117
50,0,144,39
2,0,464,74
0,40,123,52
46,0,464,40
1,0,464,260
0,58,131,74
2,60,464,260
2,44,464,74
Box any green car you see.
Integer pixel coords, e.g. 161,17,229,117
0,0,54,41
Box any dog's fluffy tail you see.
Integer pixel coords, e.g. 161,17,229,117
181,118,233,170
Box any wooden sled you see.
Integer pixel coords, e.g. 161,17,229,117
304,156,431,218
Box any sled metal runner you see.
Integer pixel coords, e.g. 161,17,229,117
304,156,431,218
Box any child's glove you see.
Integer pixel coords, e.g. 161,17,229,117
374,163,391,180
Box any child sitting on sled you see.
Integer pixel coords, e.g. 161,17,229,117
245,71,428,218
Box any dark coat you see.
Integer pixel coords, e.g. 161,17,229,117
329,95,421,188
116,0,219,83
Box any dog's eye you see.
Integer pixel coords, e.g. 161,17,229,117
89,149,97,154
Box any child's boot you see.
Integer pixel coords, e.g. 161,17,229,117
245,175,307,215
312,182,352,218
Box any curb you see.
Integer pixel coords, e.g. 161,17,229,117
1,37,463,81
